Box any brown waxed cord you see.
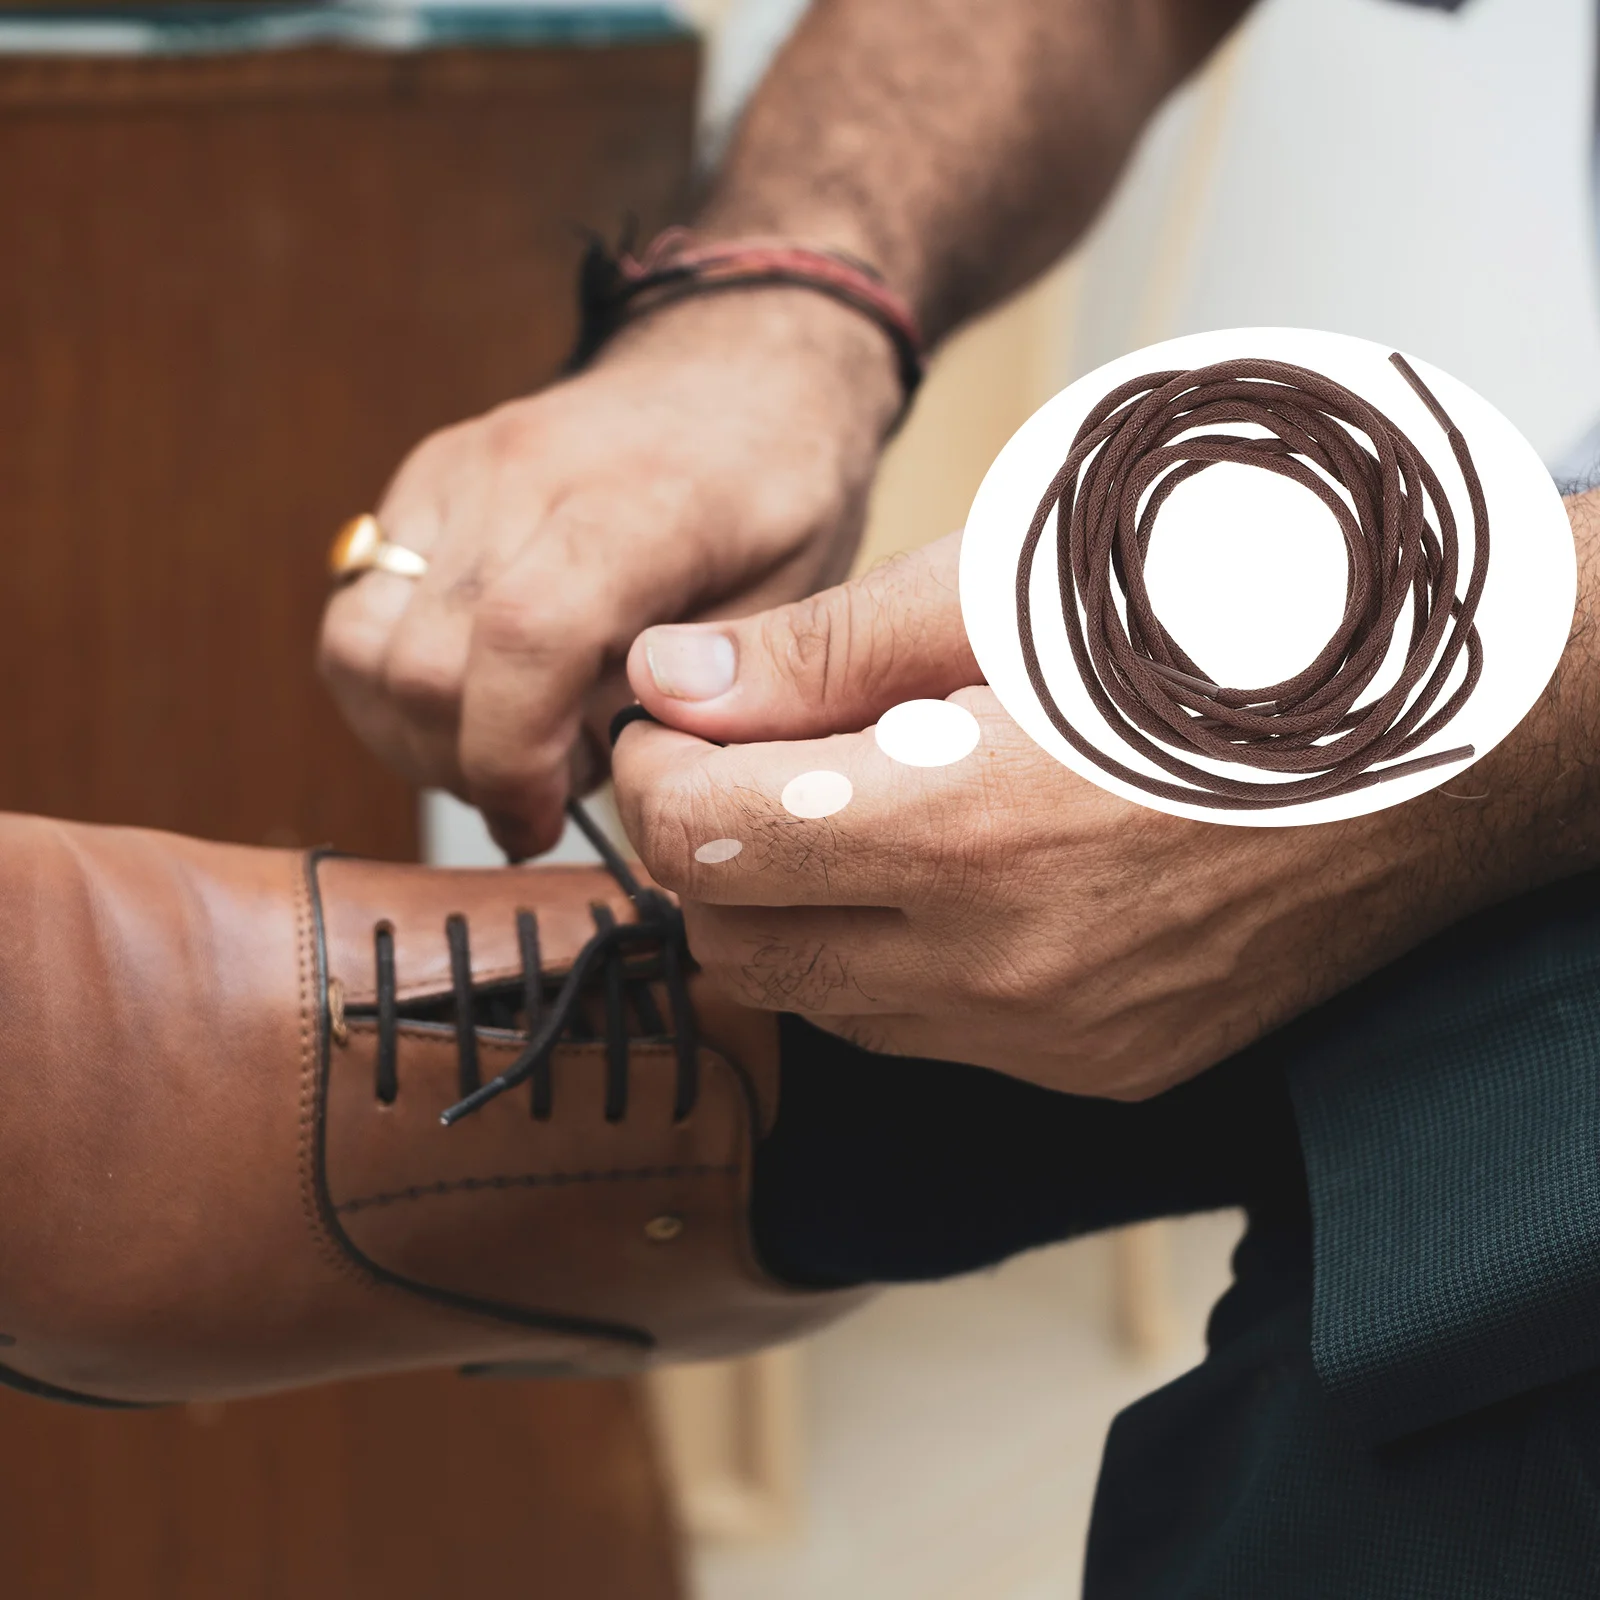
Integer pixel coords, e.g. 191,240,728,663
1015,353,1488,810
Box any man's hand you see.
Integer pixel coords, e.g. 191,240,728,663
318,292,899,859
611,521,1600,1100
317,0,1253,859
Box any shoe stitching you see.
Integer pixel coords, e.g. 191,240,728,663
298,856,373,1288
336,1162,738,1215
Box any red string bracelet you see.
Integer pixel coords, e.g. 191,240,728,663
566,225,925,412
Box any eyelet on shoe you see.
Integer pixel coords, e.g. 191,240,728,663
328,978,349,1047
0,1333,15,1348
644,1214,684,1243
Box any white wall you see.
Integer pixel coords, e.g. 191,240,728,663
1071,0,1600,461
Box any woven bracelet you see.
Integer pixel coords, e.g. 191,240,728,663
565,226,926,410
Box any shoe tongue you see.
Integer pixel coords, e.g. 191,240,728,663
316,858,638,1007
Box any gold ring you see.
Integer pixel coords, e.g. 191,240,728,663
328,514,429,583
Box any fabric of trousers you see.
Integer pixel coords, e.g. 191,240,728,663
1086,1219,1600,1598
757,864,1600,1596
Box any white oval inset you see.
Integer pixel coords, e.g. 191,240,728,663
874,699,982,767
694,837,744,864
780,769,854,820
959,327,1576,828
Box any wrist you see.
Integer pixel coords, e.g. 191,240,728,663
590,281,906,441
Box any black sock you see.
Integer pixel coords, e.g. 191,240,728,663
749,1015,1306,1289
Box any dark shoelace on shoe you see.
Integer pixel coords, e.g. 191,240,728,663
363,800,697,1128
1016,351,1488,809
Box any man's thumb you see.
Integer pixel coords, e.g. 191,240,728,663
625,531,981,744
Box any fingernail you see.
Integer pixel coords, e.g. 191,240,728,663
643,628,736,701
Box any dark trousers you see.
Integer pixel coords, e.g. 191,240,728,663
753,868,1600,1596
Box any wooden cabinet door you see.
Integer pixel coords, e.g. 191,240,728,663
0,38,694,1599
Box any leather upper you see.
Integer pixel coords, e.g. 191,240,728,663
0,814,865,1404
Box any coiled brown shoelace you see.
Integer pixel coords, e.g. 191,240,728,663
1015,353,1487,810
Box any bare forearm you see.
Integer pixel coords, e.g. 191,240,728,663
1323,486,1600,994
699,0,1254,340
1431,490,1600,898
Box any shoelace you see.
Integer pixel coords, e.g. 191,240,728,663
1016,352,1487,809
361,801,698,1128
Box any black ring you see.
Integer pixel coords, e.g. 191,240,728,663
609,704,663,748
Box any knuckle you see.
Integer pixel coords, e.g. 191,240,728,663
687,918,853,1014
957,945,1046,1011
906,796,1004,914
473,581,558,662
761,580,897,711
837,580,904,705
765,589,848,706
632,783,697,895
711,783,821,878
381,644,460,718
718,956,782,1011
383,420,469,503
475,569,610,664
679,915,744,996
737,931,858,1013
480,401,548,470
316,596,388,686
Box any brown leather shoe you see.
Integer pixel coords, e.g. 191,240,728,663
0,808,866,1406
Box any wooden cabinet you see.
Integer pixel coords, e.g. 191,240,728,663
0,30,695,1599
